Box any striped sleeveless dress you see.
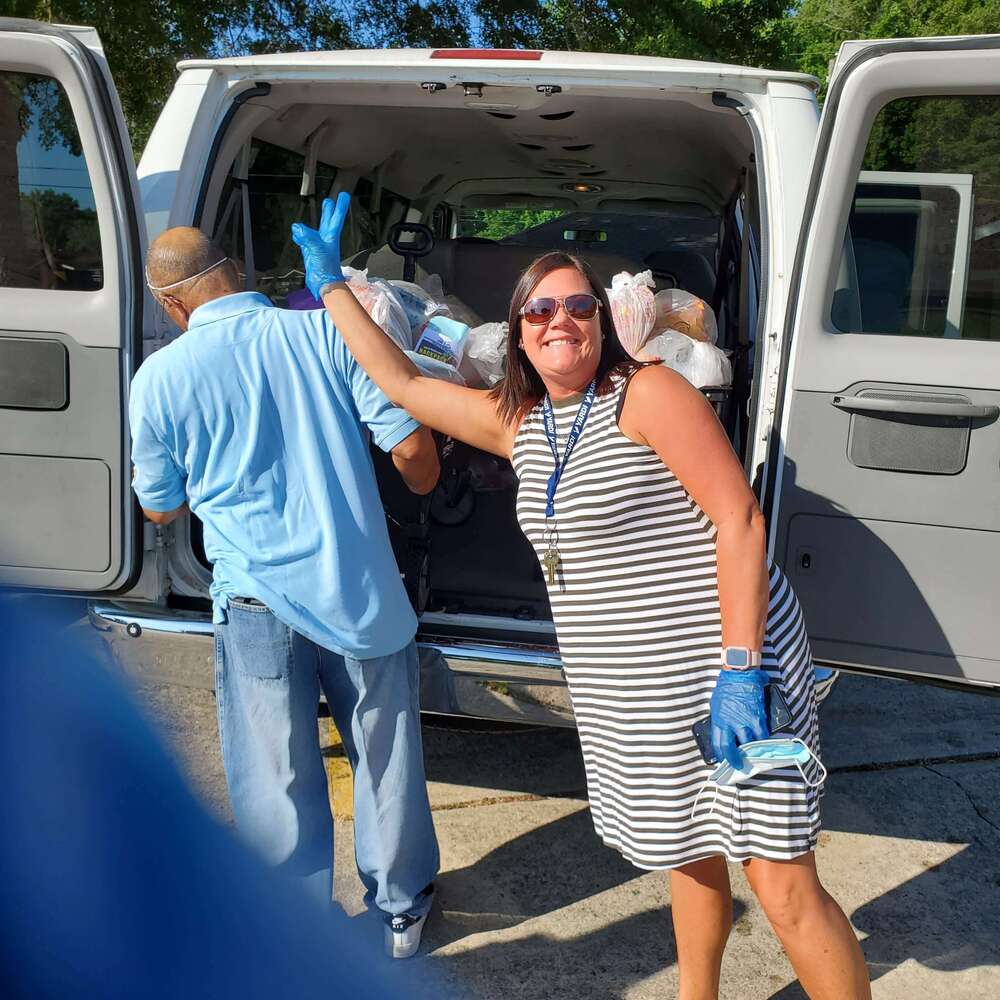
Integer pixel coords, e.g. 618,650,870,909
511,375,822,870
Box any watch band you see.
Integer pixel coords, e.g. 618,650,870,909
721,646,762,670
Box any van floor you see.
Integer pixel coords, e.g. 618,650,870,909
428,488,551,621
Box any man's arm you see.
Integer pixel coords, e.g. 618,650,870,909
129,368,188,523
390,427,439,495
141,502,189,526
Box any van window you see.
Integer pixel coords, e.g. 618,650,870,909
215,139,337,304
0,72,102,291
832,95,1000,341
457,207,568,241
343,177,410,258
430,203,453,240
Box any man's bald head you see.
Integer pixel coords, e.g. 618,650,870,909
147,227,241,313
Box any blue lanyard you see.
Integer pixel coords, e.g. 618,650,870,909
542,379,597,519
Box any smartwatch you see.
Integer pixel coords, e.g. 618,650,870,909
721,646,762,670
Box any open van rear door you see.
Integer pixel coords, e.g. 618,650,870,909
0,19,142,592
764,35,1000,690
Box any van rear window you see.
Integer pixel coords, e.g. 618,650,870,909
214,139,338,304
832,94,1000,341
0,72,103,291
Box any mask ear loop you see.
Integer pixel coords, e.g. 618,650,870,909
790,738,828,788
691,780,719,823
691,780,742,832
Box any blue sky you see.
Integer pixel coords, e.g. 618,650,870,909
17,114,97,212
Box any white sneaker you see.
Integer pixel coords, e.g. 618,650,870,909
384,910,428,959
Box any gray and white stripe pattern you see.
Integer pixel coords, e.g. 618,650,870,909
512,376,821,870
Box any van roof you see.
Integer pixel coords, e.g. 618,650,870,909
177,47,820,92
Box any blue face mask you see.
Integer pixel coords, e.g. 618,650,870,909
691,738,827,829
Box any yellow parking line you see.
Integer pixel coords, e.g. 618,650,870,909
320,717,354,819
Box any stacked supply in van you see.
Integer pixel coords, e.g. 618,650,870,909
606,272,732,388
317,266,729,391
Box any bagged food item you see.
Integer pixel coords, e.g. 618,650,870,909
638,329,692,368
639,330,732,388
464,321,508,387
414,315,471,369
389,278,451,336
414,271,483,329
652,288,718,344
606,270,656,357
418,272,446,302
685,342,732,387
405,350,467,387
343,265,413,351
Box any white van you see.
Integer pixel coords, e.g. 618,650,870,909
2,19,998,724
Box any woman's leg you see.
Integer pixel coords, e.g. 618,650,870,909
669,856,733,1000
743,854,870,999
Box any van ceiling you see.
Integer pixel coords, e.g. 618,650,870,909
249,85,753,213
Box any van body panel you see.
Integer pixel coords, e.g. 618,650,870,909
747,89,821,490
7,20,1000,705
0,19,141,592
768,35,1000,687
175,48,819,94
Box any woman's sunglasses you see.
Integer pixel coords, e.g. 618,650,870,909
519,293,602,325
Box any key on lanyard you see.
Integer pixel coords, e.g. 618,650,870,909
540,380,596,586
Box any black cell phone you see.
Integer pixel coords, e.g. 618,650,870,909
692,682,792,765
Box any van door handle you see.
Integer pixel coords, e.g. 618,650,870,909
832,396,1000,419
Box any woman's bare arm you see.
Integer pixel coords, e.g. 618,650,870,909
321,283,516,459
619,364,769,650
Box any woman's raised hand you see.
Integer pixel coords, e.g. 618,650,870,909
291,192,351,299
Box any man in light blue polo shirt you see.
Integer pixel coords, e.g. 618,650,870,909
130,226,440,958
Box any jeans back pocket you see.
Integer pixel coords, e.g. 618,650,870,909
222,600,291,680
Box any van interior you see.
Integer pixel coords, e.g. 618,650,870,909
175,77,763,635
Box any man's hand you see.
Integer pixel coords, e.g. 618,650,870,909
391,427,439,495
141,503,188,526
291,193,350,299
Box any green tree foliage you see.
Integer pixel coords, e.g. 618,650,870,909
459,206,566,240
0,2,353,151
2,0,996,158
476,0,790,66
790,1,1000,230
790,0,1000,85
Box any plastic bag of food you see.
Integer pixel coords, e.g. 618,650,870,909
414,315,471,369
343,265,413,351
405,350,467,387
464,322,508,387
652,288,718,344
684,341,732,387
639,330,732,388
389,278,451,336
412,271,483,329
606,270,656,357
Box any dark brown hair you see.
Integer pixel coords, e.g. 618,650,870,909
489,251,640,425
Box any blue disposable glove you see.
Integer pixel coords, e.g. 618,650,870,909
710,668,770,770
290,191,351,299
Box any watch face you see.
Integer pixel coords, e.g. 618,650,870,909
725,648,749,668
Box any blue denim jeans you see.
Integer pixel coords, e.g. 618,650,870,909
214,598,438,918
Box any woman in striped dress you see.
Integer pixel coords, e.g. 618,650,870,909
293,197,870,999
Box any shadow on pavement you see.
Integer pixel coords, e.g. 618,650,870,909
422,904,679,1000
418,683,1000,998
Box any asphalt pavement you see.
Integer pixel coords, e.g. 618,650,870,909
136,668,1000,999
